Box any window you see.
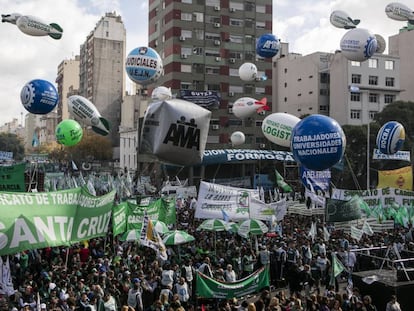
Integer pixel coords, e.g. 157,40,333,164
350,93,360,101
351,61,360,67
182,0,192,3
320,105,328,112
205,32,220,41
255,120,263,127
230,1,244,10
256,5,265,13
228,119,243,126
181,82,192,90
193,47,203,55
205,49,220,57
181,64,192,73
229,35,243,43
350,110,361,119
229,51,243,59
351,74,361,84
368,75,378,85
206,0,220,6
369,110,377,120
229,68,239,76
245,1,254,11
320,89,329,96
320,73,329,83
206,83,220,91
230,18,243,27
181,13,192,21
194,29,204,40
193,12,204,23
206,66,220,75
181,47,192,55
385,60,394,70
284,68,287,73
181,30,192,39
256,21,265,29
206,15,220,24
368,58,378,68
284,82,287,88
385,77,395,87
384,94,396,104
369,93,379,103
255,87,265,94
229,85,243,93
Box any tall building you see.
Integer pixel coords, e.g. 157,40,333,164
55,56,80,121
273,43,401,126
389,26,414,102
79,12,126,156
148,0,273,149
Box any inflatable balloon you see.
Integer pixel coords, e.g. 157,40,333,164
125,46,163,86
330,10,360,29
376,121,405,154
1,13,63,39
291,114,346,171
262,113,301,147
230,131,245,147
55,119,83,146
151,86,172,101
238,62,258,81
232,97,269,119
340,28,378,62
140,99,211,166
375,34,386,54
256,33,280,58
67,95,110,136
385,2,414,23
20,79,59,115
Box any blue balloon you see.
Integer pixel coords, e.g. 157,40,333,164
20,79,59,114
291,114,346,171
256,33,280,58
376,121,405,155
125,46,163,85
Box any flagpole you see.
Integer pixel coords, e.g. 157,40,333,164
367,122,370,190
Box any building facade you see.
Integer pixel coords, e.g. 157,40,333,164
55,57,80,122
79,12,126,156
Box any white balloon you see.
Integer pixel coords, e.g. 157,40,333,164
230,131,245,146
151,86,172,101
330,10,360,29
238,62,258,81
262,113,301,147
340,28,378,62
232,97,269,119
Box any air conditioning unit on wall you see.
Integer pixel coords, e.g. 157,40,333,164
212,124,220,130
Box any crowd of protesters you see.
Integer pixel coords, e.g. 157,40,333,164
0,194,410,311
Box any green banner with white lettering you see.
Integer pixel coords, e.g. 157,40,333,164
0,163,26,192
196,267,269,299
0,187,115,255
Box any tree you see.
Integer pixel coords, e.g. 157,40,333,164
0,133,25,160
66,130,113,163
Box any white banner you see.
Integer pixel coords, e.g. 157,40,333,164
331,187,414,208
372,148,410,161
195,181,288,221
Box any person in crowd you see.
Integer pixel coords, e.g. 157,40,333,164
362,295,378,311
224,264,237,283
242,249,256,278
173,277,190,309
385,295,401,311
127,278,143,311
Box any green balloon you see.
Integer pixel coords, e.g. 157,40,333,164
55,119,83,146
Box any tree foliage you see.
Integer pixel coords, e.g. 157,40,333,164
0,133,25,160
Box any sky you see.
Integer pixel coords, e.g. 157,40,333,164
0,0,409,126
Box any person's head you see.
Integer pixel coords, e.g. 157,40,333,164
226,264,232,271
363,295,372,305
390,294,397,302
247,303,256,311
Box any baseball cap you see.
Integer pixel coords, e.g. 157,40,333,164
40,303,47,309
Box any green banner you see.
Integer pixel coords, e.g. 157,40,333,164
112,202,128,237
325,195,363,222
0,163,26,192
196,267,269,299
0,187,115,255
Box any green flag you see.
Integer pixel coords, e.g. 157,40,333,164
330,252,346,286
275,170,292,192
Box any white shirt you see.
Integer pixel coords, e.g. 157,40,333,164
224,269,237,282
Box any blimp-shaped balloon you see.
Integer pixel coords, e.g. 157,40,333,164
151,86,172,101
20,79,59,115
291,114,346,171
67,95,110,136
125,46,163,86
256,33,280,58
230,131,245,147
385,2,414,24
262,113,301,148
2,14,63,39
55,119,83,147
140,99,211,166
376,121,405,155
232,97,269,119
330,10,360,29
340,28,378,62
238,62,258,81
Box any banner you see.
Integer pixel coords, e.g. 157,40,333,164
196,267,269,299
332,187,414,208
140,215,168,260
377,166,412,191
112,202,128,237
0,151,13,161
178,90,221,110
0,163,26,192
202,149,295,165
300,167,330,193
372,148,410,161
0,187,115,256
325,196,363,222
249,197,287,221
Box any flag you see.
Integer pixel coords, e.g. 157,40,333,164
323,226,330,242
71,161,78,171
350,226,363,241
307,222,317,242
32,131,39,147
140,214,168,261
221,209,229,223
275,170,293,192
362,220,374,236
259,186,265,202
330,252,346,286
